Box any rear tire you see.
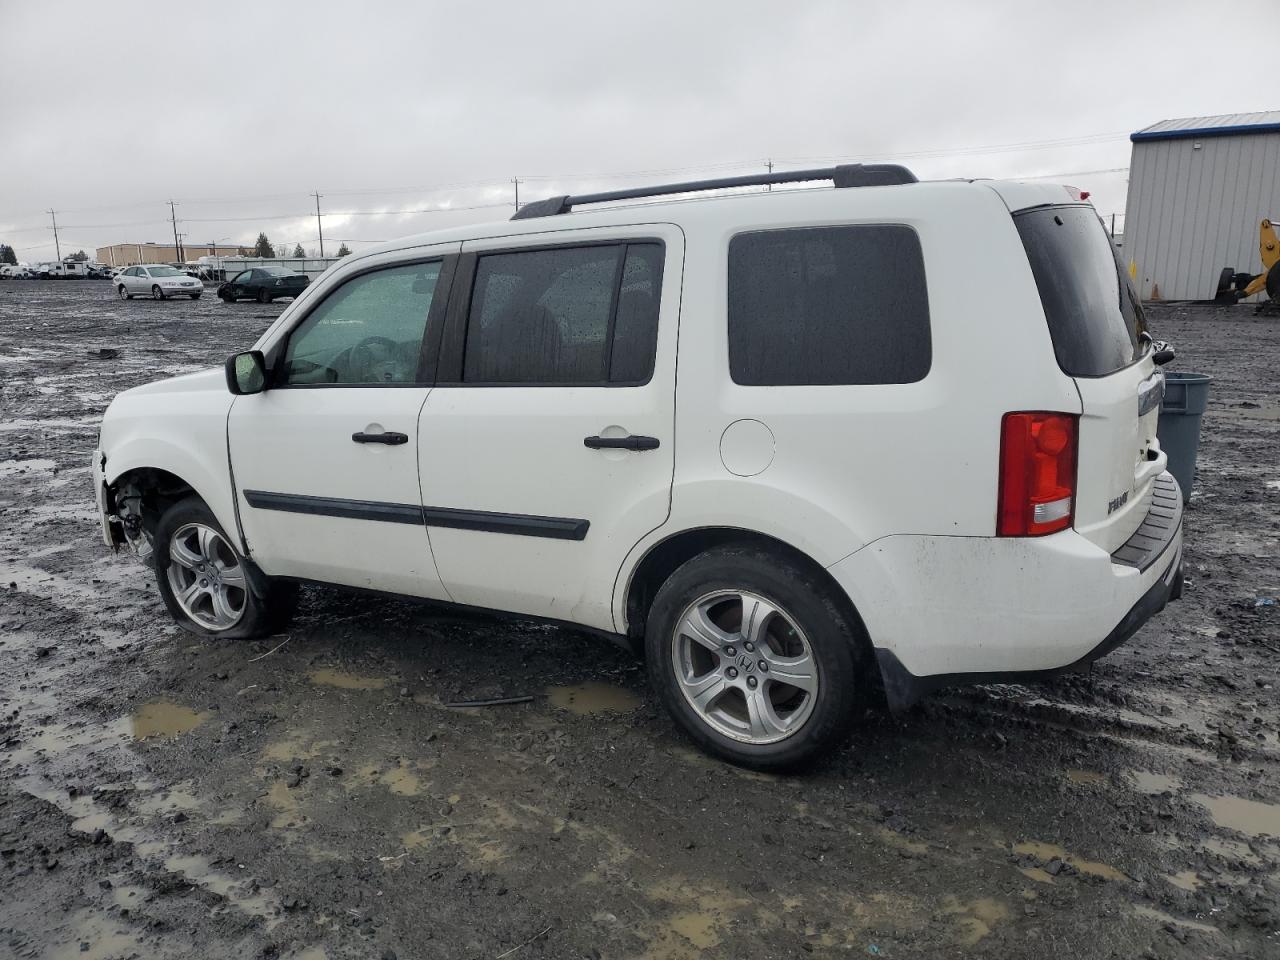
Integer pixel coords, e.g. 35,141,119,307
645,544,866,771
257,288,272,304
153,496,297,640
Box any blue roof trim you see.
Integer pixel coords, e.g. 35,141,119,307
1131,122,1280,142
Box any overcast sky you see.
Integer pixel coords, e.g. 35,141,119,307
1,0,1275,262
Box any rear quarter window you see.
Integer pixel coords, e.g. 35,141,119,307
1014,205,1142,378
728,225,931,386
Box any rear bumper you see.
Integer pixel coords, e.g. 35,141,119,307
873,545,1182,711
828,472,1184,711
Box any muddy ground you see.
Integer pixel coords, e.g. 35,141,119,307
0,279,1277,960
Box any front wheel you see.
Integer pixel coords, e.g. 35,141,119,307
117,285,131,300
154,496,297,639
151,285,164,300
645,545,866,771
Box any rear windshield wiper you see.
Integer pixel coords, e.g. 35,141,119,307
1140,332,1175,366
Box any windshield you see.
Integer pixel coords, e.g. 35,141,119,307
147,266,183,277
1014,205,1143,377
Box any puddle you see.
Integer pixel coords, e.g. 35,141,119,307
48,909,147,960
1166,870,1202,891
943,896,1009,947
307,668,388,691
641,877,750,958
263,780,306,830
129,701,208,740
1191,793,1280,837
878,827,928,856
0,561,117,604
7,770,282,927
109,883,148,910
0,457,56,478
1133,905,1218,934
546,681,641,715
1065,769,1107,786
402,827,432,850
1130,770,1182,794
1215,406,1280,421
1019,866,1056,884
351,760,427,797
261,734,340,762
132,781,202,816
1012,841,1128,881
1199,836,1262,864
161,853,280,919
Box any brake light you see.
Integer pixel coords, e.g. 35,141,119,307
997,412,1078,536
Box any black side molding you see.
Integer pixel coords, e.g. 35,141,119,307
241,490,589,541
423,505,589,541
242,490,423,525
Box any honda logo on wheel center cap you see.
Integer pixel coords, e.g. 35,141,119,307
737,654,754,673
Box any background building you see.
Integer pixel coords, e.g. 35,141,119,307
95,242,247,267
1122,110,1280,300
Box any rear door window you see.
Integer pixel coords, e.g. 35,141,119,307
461,242,663,385
728,225,931,386
1014,205,1142,377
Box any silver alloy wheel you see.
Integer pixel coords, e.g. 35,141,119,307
671,589,819,744
117,285,128,300
165,522,247,631
152,285,163,300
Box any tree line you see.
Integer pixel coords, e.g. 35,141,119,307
252,233,350,259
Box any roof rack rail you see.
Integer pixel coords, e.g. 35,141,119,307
510,163,918,220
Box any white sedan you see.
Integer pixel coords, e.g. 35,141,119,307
115,264,203,300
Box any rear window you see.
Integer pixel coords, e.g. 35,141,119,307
1014,205,1142,377
728,225,931,386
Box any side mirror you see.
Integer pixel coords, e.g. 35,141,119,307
225,350,268,395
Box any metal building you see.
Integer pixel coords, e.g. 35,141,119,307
1122,110,1280,300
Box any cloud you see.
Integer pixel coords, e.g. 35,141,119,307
2,0,1275,258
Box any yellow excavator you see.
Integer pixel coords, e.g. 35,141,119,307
1215,218,1280,306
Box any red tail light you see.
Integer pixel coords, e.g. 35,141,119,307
997,412,1078,536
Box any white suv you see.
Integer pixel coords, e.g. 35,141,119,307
93,165,1183,769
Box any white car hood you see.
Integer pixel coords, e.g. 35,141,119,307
117,367,226,400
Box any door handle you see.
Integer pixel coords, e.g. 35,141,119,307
352,431,409,445
584,435,660,451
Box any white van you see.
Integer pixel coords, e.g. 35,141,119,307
93,165,1182,768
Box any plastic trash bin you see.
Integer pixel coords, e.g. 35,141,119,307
1157,372,1212,505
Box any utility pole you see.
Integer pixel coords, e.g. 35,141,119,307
168,200,183,262
48,209,61,262
513,177,520,211
313,191,325,257
766,159,774,191
1110,212,1116,235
